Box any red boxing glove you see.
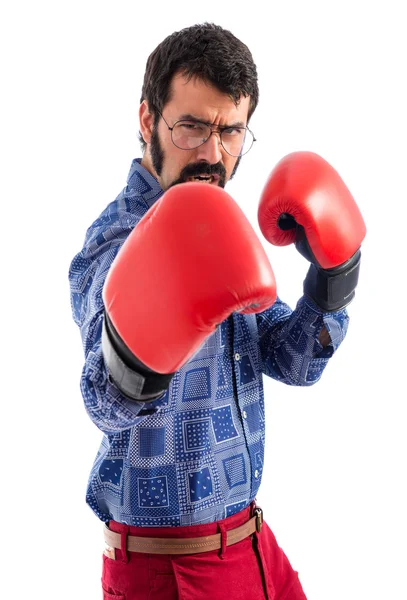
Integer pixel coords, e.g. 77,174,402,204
258,151,366,311
102,182,276,399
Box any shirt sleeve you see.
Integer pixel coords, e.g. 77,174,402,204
256,295,349,386
68,198,168,435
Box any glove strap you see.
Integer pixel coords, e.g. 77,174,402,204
102,313,174,401
303,249,361,312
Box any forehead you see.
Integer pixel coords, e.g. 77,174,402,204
167,72,250,123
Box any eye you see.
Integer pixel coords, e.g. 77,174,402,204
178,121,206,132
223,127,245,137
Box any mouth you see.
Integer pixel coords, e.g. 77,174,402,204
186,174,220,184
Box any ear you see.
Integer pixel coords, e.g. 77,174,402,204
139,100,154,145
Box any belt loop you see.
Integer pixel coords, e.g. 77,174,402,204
218,522,227,560
120,525,130,564
254,507,263,534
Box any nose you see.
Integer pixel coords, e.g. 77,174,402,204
195,131,223,164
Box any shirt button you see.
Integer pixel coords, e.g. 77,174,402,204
242,410,247,419
254,470,259,478
234,353,240,361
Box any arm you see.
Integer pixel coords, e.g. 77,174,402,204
69,197,169,436
256,295,349,385
256,151,365,384
318,326,331,348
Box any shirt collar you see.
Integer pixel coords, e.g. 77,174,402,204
126,158,164,209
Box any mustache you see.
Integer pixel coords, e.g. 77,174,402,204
179,162,226,182
167,162,227,190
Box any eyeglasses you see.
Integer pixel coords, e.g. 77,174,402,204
158,112,256,157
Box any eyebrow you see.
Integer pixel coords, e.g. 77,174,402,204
177,113,247,128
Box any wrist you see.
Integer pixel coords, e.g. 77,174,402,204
303,249,361,312
102,312,175,401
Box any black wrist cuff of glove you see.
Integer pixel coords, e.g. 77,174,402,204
303,249,361,312
102,312,175,401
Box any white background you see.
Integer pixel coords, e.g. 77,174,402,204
1,1,406,598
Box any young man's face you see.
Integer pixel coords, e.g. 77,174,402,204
139,72,251,191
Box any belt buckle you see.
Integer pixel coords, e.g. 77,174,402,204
254,506,263,533
104,543,116,560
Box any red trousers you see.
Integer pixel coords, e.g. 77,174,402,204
102,506,307,600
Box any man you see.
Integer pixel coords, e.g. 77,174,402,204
69,23,365,600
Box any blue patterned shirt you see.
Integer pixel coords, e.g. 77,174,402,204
69,159,349,527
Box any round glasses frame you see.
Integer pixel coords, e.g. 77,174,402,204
158,111,256,157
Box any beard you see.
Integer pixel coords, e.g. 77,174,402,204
150,124,165,178
150,124,242,189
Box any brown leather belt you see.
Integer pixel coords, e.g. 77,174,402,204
104,507,263,557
